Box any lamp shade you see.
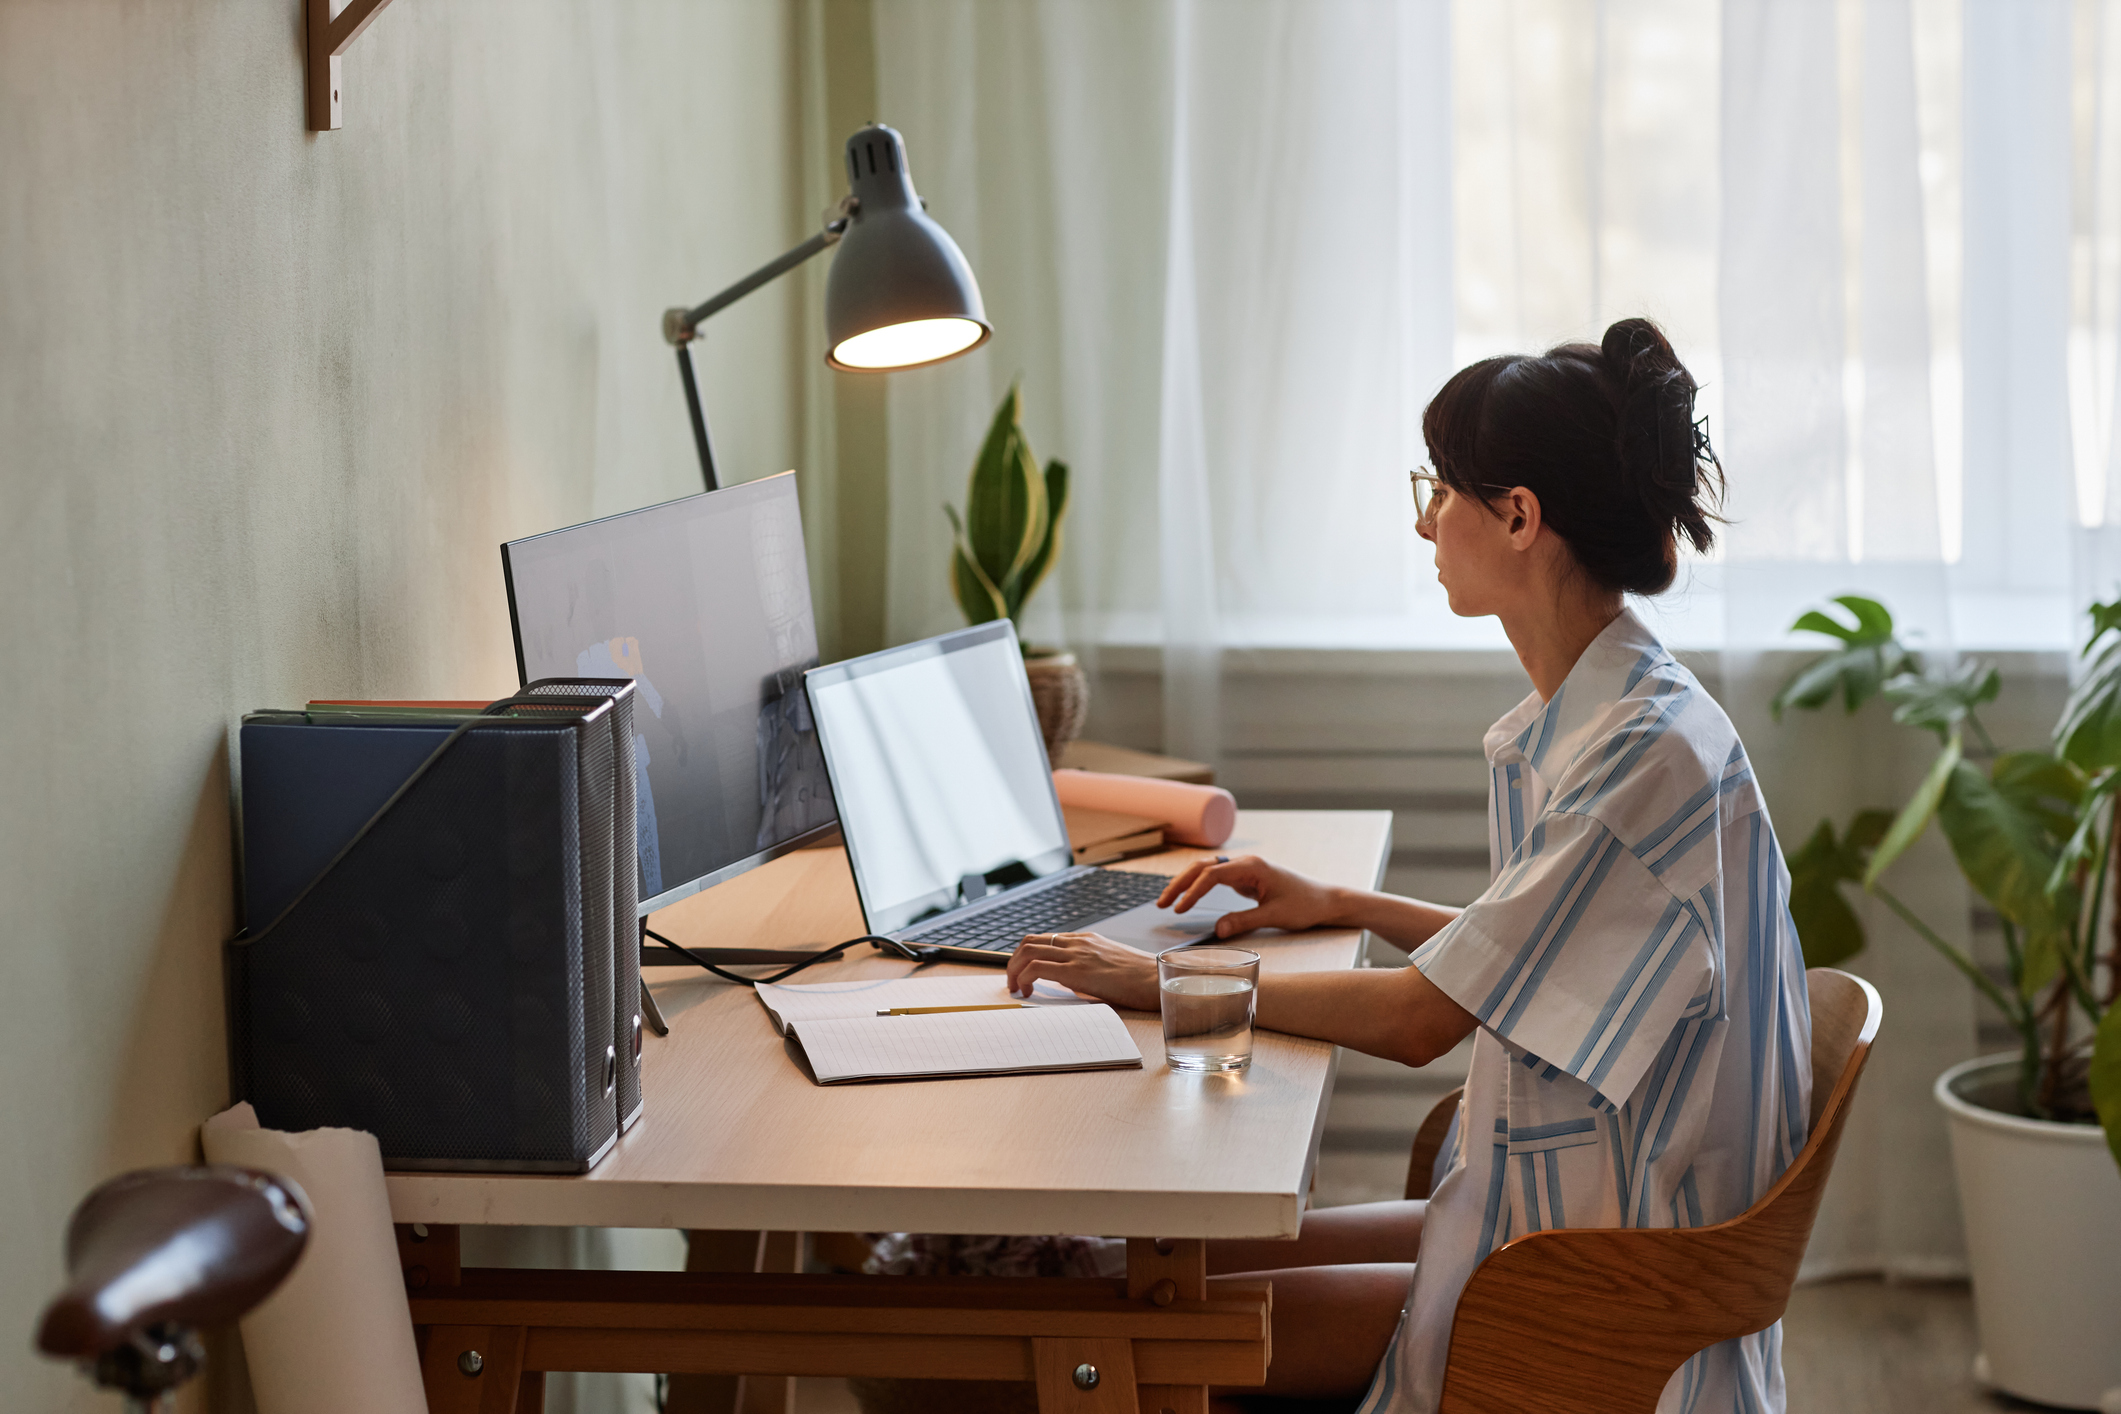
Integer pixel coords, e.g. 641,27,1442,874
825,126,991,371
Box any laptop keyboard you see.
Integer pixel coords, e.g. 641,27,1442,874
909,870,1175,952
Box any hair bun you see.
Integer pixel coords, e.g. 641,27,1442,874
1599,317,1718,555
1418,316,1724,598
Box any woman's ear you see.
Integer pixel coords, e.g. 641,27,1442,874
1504,487,1543,549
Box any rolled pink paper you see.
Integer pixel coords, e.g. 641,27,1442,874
1052,769,1237,848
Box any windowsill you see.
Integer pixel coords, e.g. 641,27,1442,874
1065,586,2082,664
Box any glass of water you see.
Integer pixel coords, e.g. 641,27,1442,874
1158,946,1261,1073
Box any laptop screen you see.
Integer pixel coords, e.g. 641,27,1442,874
805,621,1074,934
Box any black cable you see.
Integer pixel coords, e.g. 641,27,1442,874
642,928,907,986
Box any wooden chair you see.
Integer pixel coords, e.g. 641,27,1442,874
1400,967,1881,1414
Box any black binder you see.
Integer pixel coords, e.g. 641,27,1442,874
508,678,645,1132
229,690,632,1172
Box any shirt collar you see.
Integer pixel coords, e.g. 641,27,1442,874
1485,606,1670,777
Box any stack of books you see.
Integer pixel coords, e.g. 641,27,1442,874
1061,804,1164,865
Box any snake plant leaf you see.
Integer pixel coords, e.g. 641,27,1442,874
2055,632,2121,770
944,504,1008,624
964,384,1046,601
944,385,1071,634
1934,751,2083,997
994,431,1050,617
1883,661,2001,743
1787,809,1897,968
1012,459,1070,618
2090,1000,2121,1174
1864,732,1961,890
1772,596,1918,719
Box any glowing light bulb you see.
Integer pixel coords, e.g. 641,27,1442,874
829,317,987,370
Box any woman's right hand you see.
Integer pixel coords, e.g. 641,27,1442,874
1157,854,1344,938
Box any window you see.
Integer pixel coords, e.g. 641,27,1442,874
867,0,2121,652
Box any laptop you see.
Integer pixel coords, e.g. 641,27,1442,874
803,621,1250,965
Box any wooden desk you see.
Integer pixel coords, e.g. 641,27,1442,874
387,809,1392,1414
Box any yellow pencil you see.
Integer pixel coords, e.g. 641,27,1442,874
877,1003,1029,1016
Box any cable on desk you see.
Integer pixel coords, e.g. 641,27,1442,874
641,929,905,986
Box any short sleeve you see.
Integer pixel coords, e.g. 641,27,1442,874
1411,809,1712,1111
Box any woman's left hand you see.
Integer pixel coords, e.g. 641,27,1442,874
1005,932,1161,1011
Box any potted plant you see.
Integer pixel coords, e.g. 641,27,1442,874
1776,596,2121,1411
943,382,1080,756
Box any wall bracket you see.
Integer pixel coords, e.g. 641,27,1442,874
306,0,401,131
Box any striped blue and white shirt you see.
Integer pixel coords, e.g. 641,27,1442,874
1358,607,1812,1414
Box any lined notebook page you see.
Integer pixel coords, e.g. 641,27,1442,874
754,975,1090,1035
796,1003,1143,1085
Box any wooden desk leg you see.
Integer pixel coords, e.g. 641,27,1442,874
1128,1239,1211,1414
737,1231,804,1414
669,1230,805,1414
667,1233,756,1414
1135,1384,1208,1414
421,1323,526,1414
1035,1336,1140,1413
397,1222,463,1289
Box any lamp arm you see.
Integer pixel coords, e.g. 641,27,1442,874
663,199,856,492
675,343,718,492
663,201,857,345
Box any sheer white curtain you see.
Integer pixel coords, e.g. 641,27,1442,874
864,0,2121,1280
871,0,1454,761
1716,0,1973,1280
870,0,2121,647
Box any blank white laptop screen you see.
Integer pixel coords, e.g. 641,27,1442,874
804,622,1075,934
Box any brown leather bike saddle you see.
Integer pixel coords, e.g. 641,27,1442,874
38,1166,310,1400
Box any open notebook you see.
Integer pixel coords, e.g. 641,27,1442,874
754,976,1143,1085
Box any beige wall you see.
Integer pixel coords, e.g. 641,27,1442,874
0,3,833,1405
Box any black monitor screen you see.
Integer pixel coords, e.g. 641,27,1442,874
502,471,836,913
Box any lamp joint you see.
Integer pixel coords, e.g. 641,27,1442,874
822,195,860,243
663,308,697,347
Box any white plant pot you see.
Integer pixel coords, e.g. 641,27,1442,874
1934,1054,2121,1412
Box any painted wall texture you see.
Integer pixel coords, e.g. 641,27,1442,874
0,3,825,1405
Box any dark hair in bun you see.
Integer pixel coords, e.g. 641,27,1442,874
1420,316,1724,596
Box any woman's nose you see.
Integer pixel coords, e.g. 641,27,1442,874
1415,513,1436,544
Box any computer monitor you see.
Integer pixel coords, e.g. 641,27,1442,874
501,471,836,914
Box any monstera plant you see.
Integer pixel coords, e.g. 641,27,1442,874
1776,595,2120,1162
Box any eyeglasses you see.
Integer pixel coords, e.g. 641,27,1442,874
1408,466,1510,527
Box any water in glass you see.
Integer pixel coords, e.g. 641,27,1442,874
1159,947,1259,1073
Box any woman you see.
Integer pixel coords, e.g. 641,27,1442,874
1005,318,1812,1414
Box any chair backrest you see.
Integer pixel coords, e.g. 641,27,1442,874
1433,967,1882,1414
1806,967,1878,1130
1404,1085,1465,1202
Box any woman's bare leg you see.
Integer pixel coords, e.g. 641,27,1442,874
1207,1199,1424,1275
1199,1203,1421,1400
1209,1261,1411,1400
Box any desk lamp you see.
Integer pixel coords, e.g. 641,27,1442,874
663,124,992,490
